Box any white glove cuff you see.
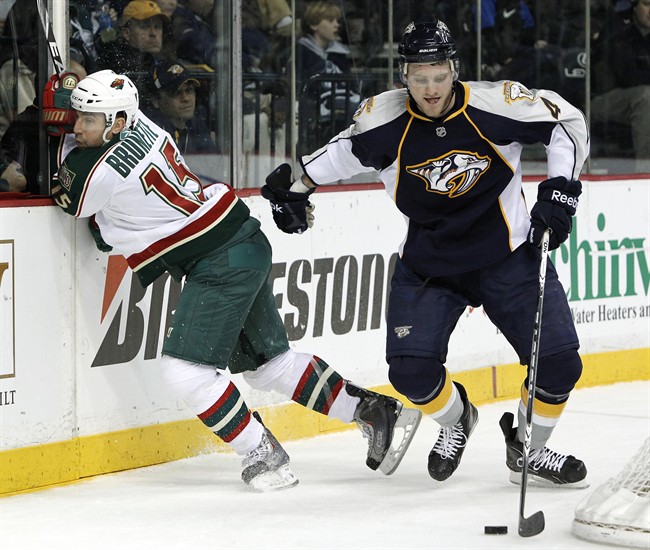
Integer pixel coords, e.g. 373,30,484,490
289,178,312,193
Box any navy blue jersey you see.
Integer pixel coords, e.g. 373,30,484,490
301,80,589,277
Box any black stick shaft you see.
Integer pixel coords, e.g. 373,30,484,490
36,0,65,76
518,229,550,537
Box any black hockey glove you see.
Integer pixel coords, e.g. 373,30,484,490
261,163,315,234
88,216,113,253
528,177,582,250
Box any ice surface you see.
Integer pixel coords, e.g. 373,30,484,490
1,381,648,549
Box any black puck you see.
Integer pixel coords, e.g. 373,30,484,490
484,525,508,535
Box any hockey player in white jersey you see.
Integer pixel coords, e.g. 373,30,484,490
262,20,590,487
49,69,422,491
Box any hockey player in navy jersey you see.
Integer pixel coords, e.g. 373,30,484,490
262,20,590,487
48,69,422,491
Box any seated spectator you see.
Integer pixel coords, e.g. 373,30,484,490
0,64,86,195
296,0,361,149
143,60,217,154
0,105,35,194
69,0,100,75
552,0,609,48
152,0,181,60
154,0,178,17
98,0,170,93
0,154,27,193
92,0,120,56
591,0,650,160
0,0,39,138
244,0,292,37
171,0,218,68
242,0,293,73
474,0,537,79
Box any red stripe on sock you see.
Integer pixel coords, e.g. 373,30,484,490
222,410,251,442
322,378,344,416
291,360,315,402
198,382,235,421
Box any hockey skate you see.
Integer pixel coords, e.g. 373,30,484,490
348,383,422,475
428,382,478,481
499,412,588,488
241,412,299,492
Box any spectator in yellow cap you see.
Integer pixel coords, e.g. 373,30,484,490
120,0,169,54
98,0,171,93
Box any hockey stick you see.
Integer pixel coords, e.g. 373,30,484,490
36,0,66,77
518,228,550,538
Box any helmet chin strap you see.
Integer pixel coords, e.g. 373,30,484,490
101,127,113,144
439,86,456,115
102,114,117,144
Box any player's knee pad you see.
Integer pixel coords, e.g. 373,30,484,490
388,355,444,402
536,348,583,397
243,349,311,396
159,354,232,413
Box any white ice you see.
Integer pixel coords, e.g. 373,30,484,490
1,381,649,550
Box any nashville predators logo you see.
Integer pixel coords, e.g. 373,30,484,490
167,64,185,76
353,96,374,119
406,151,491,198
394,326,412,339
503,81,534,104
110,78,125,90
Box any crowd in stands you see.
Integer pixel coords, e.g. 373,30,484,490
0,0,648,194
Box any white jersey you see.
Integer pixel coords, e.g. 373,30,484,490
53,111,250,286
301,80,589,277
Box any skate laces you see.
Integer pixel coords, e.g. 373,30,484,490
242,433,272,468
432,422,466,459
530,447,568,472
357,420,373,441
354,396,378,442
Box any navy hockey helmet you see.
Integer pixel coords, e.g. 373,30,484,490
398,20,460,83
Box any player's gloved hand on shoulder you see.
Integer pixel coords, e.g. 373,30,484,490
42,72,80,137
261,163,315,234
528,176,582,250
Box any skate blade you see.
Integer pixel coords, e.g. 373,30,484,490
378,406,422,476
509,470,590,489
247,464,299,492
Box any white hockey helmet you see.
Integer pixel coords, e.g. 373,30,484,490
71,70,139,140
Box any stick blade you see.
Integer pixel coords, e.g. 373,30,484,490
519,510,545,537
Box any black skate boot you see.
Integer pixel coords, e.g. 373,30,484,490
347,382,422,475
428,382,478,481
241,411,299,491
499,412,588,488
